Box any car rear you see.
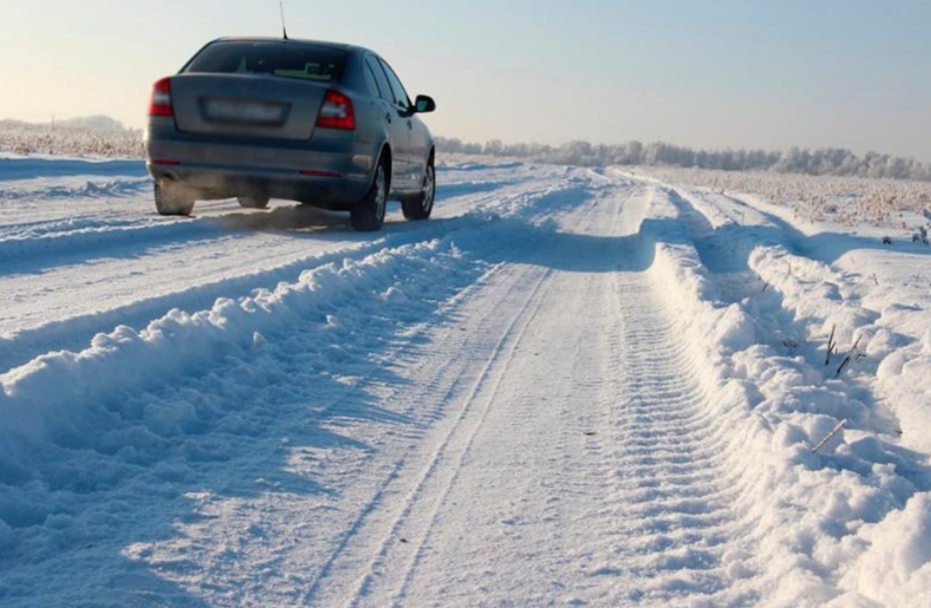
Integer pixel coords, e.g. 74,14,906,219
145,39,378,209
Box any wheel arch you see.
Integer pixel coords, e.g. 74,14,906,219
377,142,393,194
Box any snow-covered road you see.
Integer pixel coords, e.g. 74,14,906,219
1,157,930,607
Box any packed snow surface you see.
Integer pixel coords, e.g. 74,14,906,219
1,157,930,607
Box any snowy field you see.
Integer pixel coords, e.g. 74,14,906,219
0,121,144,159
1,155,930,607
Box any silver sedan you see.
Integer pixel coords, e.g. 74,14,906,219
145,37,436,231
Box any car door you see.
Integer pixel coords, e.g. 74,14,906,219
376,57,422,192
406,114,431,181
364,55,412,192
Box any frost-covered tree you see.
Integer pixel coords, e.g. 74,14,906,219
398,135,931,181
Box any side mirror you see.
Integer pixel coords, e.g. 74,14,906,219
414,95,436,113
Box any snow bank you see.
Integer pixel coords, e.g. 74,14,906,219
840,493,931,605
0,233,494,564
750,245,931,456
1,238,461,448
642,185,931,607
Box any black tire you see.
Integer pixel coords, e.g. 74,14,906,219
351,157,388,232
237,195,270,209
402,159,435,221
154,182,195,216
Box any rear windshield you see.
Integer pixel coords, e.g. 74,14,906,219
183,41,348,83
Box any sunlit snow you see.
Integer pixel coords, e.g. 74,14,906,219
1,156,930,607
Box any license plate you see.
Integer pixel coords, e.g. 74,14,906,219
203,99,287,125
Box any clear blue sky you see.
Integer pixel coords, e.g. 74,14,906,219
2,0,930,160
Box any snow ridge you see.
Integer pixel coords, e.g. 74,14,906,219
645,183,931,607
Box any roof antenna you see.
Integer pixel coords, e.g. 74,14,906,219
279,2,289,40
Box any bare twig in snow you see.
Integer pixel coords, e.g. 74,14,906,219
836,334,863,377
812,419,848,454
825,324,837,366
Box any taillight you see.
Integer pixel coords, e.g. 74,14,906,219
148,77,173,117
316,89,355,130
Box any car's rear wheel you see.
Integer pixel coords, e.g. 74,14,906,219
402,159,435,221
237,195,270,209
351,157,388,232
154,182,195,216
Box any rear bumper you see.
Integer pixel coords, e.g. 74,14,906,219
145,122,376,205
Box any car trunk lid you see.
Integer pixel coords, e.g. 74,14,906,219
171,74,329,141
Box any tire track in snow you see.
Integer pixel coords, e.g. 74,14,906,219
585,184,761,605
384,180,752,608
302,264,556,607
605,275,757,606
0,205,369,276
377,188,622,606
308,183,655,607
297,181,618,606
167,178,600,605
0,164,567,274
0,172,591,373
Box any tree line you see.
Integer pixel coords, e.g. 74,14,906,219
436,137,931,182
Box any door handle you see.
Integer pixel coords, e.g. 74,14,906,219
385,113,392,124
407,120,413,130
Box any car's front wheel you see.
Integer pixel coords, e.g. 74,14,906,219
350,158,388,232
402,159,435,221
154,182,195,216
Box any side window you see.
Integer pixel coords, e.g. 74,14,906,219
378,58,411,109
364,56,393,103
362,62,382,98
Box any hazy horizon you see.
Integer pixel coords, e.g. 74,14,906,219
3,1,930,162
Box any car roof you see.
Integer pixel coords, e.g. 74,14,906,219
211,36,374,56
